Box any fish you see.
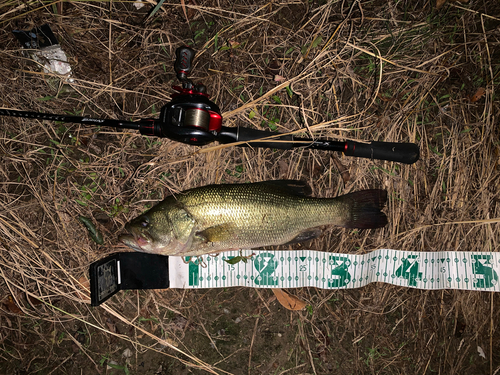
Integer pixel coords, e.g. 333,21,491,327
119,180,388,257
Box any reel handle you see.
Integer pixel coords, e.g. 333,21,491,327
174,46,195,82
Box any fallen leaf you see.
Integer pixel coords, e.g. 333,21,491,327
224,256,245,265
436,0,469,9
311,35,323,49
267,59,281,75
133,1,145,10
187,0,197,20
376,92,395,102
469,87,485,103
26,294,43,306
454,319,466,337
77,276,91,301
122,348,133,358
436,0,447,8
306,161,324,178
477,345,486,359
78,216,104,245
106,318,117,334
2,295,22,314
271,289,307,311
301,34,324,59
167,316,188,332
279,160,289,177
331,156,350,184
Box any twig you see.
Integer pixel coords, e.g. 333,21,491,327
248,316,259,375
199,320,224,358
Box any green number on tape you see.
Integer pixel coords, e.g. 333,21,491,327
187,257,201,286
471,255,499,289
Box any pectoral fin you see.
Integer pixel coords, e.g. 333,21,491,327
195,223,235,244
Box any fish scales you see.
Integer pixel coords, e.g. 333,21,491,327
177,184,346,250
119,181,388,256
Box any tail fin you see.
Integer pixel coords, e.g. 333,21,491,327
339,189,388,229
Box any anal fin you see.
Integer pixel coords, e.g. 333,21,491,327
284,228,322,245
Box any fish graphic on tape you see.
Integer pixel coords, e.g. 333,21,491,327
472,255,498,288
254,253,279,286
328,256,352,288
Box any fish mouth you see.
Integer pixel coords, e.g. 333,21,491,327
119,232,151,252
119,234,142,251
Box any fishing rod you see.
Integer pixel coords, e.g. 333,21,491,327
0,46,419,164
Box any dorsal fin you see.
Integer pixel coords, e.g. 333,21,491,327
256,180,312,196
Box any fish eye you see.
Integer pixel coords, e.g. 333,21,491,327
140,217,149,227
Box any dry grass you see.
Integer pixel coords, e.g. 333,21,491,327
0,0,499,374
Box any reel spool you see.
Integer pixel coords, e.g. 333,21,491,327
184,108,210,130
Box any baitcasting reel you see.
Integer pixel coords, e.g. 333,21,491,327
156,46,223,144
0,46,419,164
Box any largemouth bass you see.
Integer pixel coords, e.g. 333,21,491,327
119,181,387,257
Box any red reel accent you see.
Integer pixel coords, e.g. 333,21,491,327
172,86,210,98
208,111,222,132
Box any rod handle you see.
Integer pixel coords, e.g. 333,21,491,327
344,141,419,164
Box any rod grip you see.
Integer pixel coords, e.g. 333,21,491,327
344,141,419,164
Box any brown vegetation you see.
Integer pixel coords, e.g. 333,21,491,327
0,0,499,374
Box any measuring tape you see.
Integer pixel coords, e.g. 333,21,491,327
168,249,500,292
89,249,500,305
